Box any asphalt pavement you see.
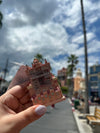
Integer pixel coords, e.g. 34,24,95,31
21,99,79,133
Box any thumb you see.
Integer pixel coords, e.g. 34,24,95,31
14,105,47,130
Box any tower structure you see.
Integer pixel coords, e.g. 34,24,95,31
57,67,67,86
74,68,85,92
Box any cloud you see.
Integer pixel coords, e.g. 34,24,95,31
6,22,68,53
2,0,58,27
88,40,100,53
0,0,100,81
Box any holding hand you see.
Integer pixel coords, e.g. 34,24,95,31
0,85,46,133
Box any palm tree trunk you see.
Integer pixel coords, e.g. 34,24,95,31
80,0,89,113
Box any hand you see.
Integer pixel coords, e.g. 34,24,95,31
0,85,46,133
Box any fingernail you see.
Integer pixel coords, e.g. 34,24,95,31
35,105,47,115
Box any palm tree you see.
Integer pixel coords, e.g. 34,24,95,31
67,54,79,97
80,0,89,113
67,54,79,76
0,0,3,28
34,53,44,63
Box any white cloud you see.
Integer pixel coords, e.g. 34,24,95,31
2,0,59,27
7,22,69,55
88,40,100,53
5,66,19,81
0,0,100,81
72,32,83,44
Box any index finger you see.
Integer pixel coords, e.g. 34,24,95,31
8,84,29,99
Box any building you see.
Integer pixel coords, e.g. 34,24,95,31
74,68,85,92
88,63,100,98
80,79,85,91
57,67,67,87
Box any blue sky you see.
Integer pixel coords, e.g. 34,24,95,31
0,0,100,81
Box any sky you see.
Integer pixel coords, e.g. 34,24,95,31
0,0,100,81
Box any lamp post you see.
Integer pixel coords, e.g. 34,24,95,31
3,58,9,80
0,0,3,28
80,0,89,113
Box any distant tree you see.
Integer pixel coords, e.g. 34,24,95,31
57,78,61,87
34,53,44,63
67,54,79,77
0,0,3,28
67,54,79,97
61,86,68,95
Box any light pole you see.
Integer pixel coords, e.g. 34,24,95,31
0,0,3,28
80,0,89,113
3,58,9,80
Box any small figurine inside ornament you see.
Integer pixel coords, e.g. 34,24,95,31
8,59,65,106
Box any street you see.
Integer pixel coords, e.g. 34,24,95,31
21,99,79,133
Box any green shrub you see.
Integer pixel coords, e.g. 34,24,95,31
61,86,68,94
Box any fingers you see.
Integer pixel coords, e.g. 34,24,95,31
8,85,28,99
1,85,35,113
20,92,31,104
8,85,34,109
1,93,19,111
14,105,47,130
8,84,34,100
16,101,33,113
1,88,33,113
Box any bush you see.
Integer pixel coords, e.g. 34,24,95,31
61,86,68,94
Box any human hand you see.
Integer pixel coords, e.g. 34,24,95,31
0,85,47,133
